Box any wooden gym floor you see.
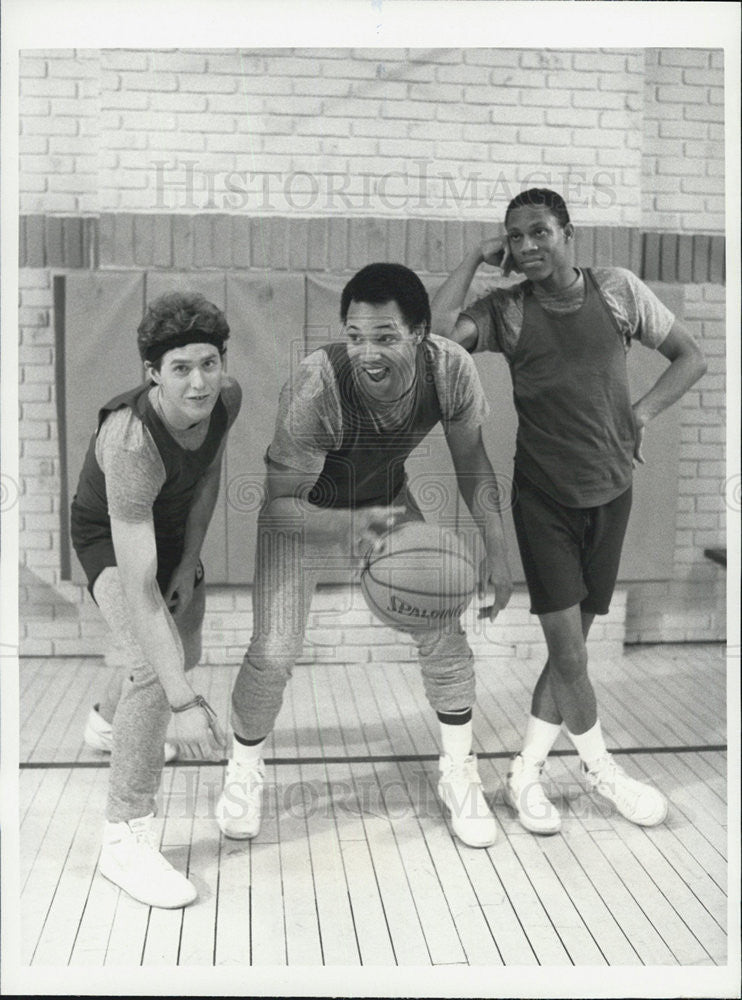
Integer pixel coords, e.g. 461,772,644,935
18,643,728,969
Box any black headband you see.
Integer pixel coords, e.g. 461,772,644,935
144,331,226,365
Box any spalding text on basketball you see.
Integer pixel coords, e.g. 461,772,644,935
387,594,466,620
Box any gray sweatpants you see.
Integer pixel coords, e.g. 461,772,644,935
93,565,205,823
231,495,476,742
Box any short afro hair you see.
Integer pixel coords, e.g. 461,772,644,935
340,263,431,336
505,188,571,229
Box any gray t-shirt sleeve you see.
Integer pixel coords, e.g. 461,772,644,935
95,407,166,522
429,335,490,432
594,267,676,349
266,350,341,474
459,285,525,359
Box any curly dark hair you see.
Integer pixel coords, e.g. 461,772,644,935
340,263,431,336
137,291,230,367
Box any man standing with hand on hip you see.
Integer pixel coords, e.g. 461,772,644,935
432,188,706,834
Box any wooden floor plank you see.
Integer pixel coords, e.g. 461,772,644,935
548,756,677,965
298,762,361,966
508,833,606,965
68,860,119,966
177,769,220,966
22,768,96,964
285,671,361,965
340,839,396,965
453,846,539,966
20,768,72,890
249,840,288,966
350,762,431,966
616,652,724,745
19,656,45,695
212,837,253,966
21,659,86,761
17,643,729,970
533,831,641,965
102,889,151,966
275,760,324,966
613,821,727,964
648,754,727,851
410,780,505,966
379,760,468,966
19,766,47,825
589,828,709,965
31,769,107,966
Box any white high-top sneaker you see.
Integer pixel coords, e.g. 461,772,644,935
437,753,497,848
99,814,197,908
504,753,562,834
84,705,178,763
216,758,266,839
583,754,669,826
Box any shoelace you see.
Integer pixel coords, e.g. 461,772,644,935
228,761,265,796
441,757,481,786
588,757,641,805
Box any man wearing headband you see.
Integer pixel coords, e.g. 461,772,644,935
71,291,241,908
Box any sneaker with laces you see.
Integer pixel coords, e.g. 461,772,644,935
504,753,562,834
437,753,497,848
99,813,197,908
216,758,265,839
84,705,178,763
583,754,669,827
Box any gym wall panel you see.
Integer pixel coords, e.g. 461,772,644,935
62,272,145,585
619,282,683,580
224,273,306,583
59,270,685,588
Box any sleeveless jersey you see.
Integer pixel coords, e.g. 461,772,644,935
511,268,636,507
70,384,228,592
307,341,443,509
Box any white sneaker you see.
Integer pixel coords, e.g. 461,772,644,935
84,705,178,763
99,814,197,908
583,754,669,827
504,753,562,834
437,754,497,848
216,758,265,840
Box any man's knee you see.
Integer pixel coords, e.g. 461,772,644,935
549,644,588,680
242,639,301,685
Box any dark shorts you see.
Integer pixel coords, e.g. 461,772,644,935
511,470,632,616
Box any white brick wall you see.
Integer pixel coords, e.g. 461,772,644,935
13,47,668,224
642,49,725,233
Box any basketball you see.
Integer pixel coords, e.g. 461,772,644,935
360,521,477,631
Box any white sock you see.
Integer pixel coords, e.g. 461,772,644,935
566,720,608,770
439,719,473,762
521,715,562,767
232,736,266,765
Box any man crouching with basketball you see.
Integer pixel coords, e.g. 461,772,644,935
217,263,513,849
71,292,240,908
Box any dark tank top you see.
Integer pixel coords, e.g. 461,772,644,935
307,340,443,509
511,268,635,507
70,383,227,593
